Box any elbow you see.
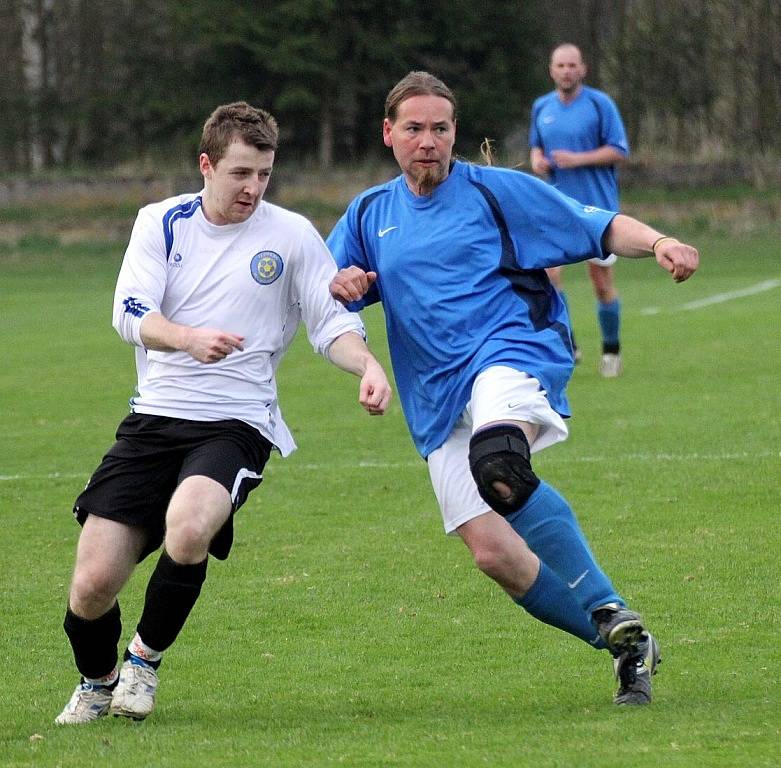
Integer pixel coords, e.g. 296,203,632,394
113,306,143,346
112,307,127,341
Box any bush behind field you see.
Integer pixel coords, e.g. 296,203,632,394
1,165,780,248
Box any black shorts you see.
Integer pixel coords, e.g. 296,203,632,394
73,413,272,561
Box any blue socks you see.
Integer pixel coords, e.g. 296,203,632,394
597,298,621,352
506,481,623,645
514,562,604,648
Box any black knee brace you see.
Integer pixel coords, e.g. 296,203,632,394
468,424,540,516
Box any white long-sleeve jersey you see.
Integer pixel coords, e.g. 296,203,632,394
112,192,365,456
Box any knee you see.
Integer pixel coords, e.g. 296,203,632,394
468,424,540,516
69,566,120,618
595,286,615,303
471,544,508,579
165,478,231,561
592,274,616,303
164,513,214,562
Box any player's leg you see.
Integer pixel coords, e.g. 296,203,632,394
136,473,231,655
56,414,175,725
428,416,604,647
546,265,563,290
467,368,633,613
467,367,659,702
56,515,147,725
112,419,270,720
588,259,622,377
110,475,228,721
456,512,603,646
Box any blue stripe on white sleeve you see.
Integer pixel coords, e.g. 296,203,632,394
122,296,152,318
162,197,202,260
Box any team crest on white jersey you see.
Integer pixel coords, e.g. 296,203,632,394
250,251,284,285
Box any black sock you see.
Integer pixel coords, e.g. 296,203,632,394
136,550,207,653
63,602,121,679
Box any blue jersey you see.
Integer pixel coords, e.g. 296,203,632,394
327,160,616,457
529,85,629,209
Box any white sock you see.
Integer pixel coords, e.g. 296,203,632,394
128,633,163,664
83,667,118,687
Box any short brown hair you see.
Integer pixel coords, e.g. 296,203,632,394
384,71,457,121
199,102,279,166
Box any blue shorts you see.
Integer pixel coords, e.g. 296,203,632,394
73,413,272,561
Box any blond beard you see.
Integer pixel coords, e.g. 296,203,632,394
413,161,447,195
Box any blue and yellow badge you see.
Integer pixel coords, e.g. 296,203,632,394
250,251,284,285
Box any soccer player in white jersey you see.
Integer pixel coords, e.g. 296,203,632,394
327,72,698,706
55,102,392,725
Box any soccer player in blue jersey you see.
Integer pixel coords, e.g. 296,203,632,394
327,71,698,705
55,102,392,725
529,43,629,376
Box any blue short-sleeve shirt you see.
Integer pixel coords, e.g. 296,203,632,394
327,160,617,457
529,85,629,209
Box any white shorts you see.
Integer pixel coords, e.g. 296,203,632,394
589,252,617,267
427,366,568,534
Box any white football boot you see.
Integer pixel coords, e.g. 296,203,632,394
110,659,159,720
599,353,623,378
55,681,113,724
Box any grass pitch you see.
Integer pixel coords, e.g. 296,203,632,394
0,225,778,767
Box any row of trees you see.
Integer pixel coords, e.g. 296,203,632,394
1,1,780,172
551,0,781,158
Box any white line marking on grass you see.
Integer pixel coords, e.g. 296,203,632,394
2,451,777,482
0,472,86,481
641,278,781,315
293,452,778,470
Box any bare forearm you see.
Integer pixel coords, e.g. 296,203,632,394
579,145,626,167
139,312,245,363
603,215,663,258
326,330,392,415
604,215,699,283
139,312,190,352
551,145,626,170
325,331,377,376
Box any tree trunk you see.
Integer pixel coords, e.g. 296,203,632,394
318,94,333,170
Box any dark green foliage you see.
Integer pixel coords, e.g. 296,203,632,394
2,1,780,170
0,1,552,168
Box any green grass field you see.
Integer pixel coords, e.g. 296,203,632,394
0,222,779,767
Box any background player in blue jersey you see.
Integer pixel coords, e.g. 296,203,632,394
328,71,698,705
55,102,392,725
529,43,629,377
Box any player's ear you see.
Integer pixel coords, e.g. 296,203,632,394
382,118,393,147
199,153,214,179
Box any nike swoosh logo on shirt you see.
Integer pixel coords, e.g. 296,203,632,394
378,226,398,237
568,570,589,589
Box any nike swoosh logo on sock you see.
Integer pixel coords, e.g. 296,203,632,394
568,570,589,589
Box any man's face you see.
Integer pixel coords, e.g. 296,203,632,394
383,94,456,196
200,138,274,225
549,46,586,95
